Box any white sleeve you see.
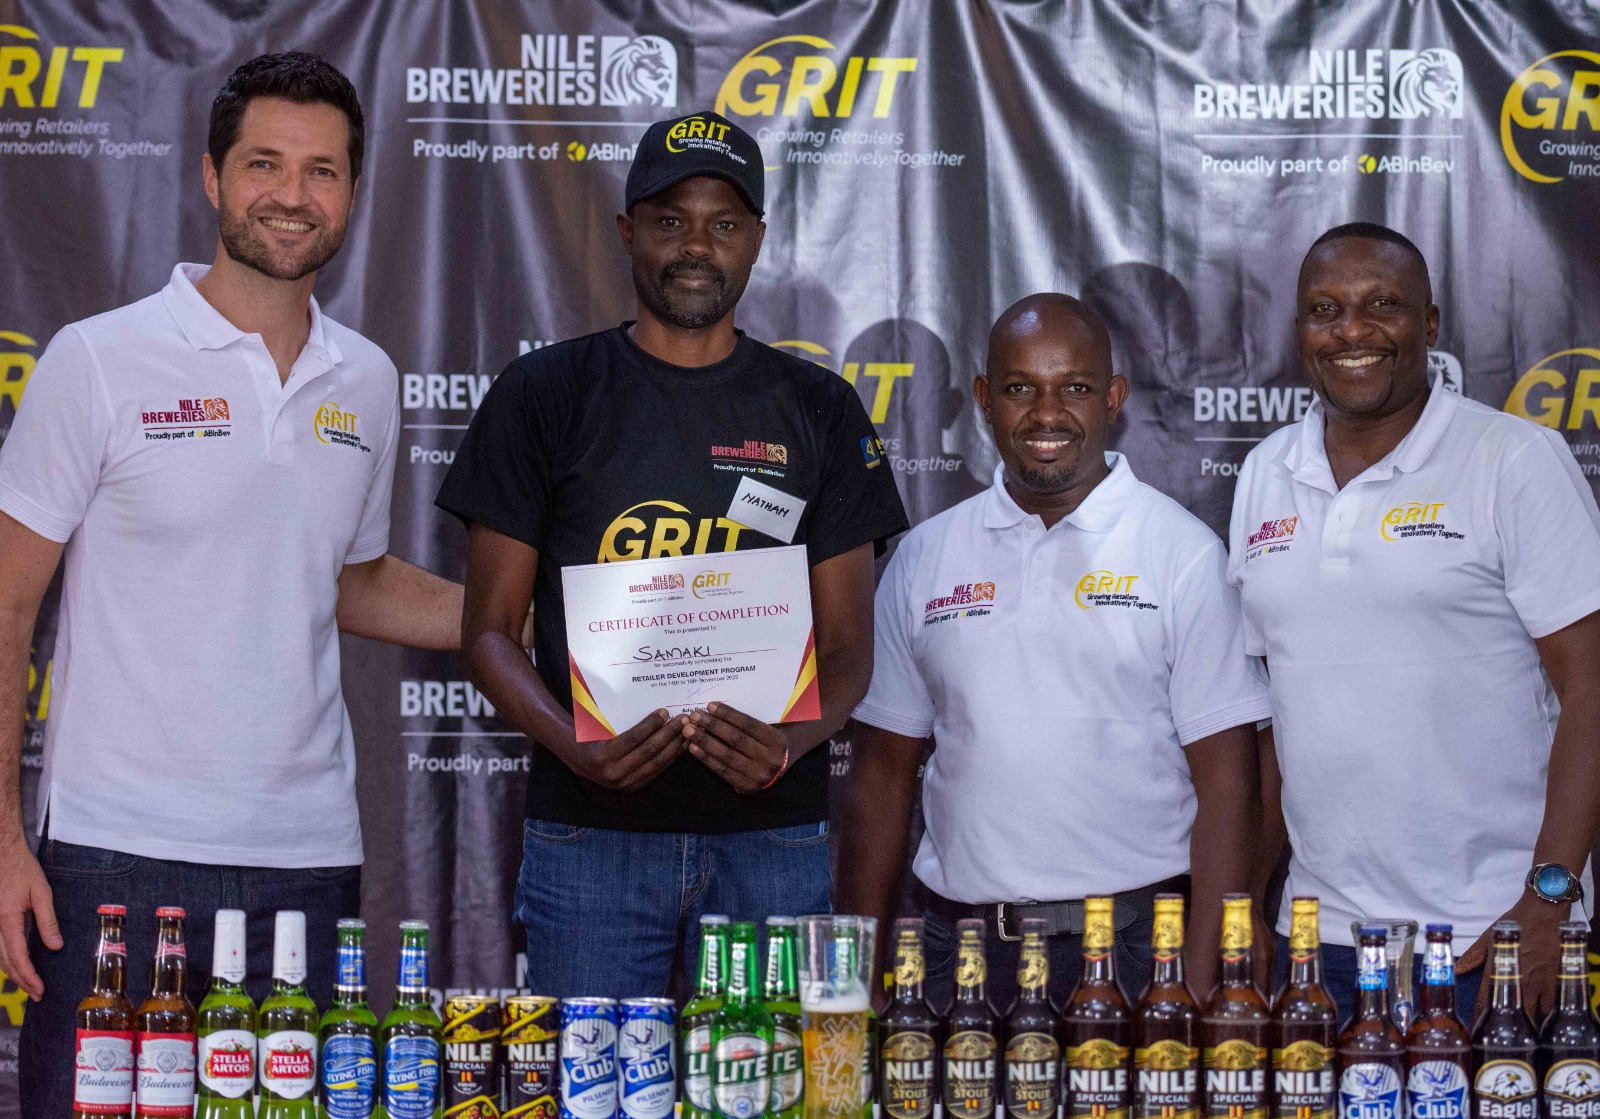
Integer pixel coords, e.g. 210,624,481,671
1494,427,1600,638
852,543,936,738
345,374,399,564
0,325,112,542
1168,541,1273,746
1224,457,1268,656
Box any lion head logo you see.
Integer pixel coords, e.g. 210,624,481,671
1390,49,1464,119
600,35,678,108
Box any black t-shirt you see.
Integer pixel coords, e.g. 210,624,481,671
436,325,909,832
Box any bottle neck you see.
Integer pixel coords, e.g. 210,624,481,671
334,938,367,1006
892,935,927,1004
1489,944,1523,1011
1354,941,1390,1020
955,939,987,1003
1287,944,1323,989
151,924,186,996
1221,947,1253,987
765,933,798,1002
94,922,128,995
396,937,429,1006
1418,939,1456,1018
726,939,757,1006
1151,942,1186,987
697,934,727,998
1220,903,1253,988
1081,940,1116,987
1556,942,1587,1012
271,975,308,996
1018,936,1050,1002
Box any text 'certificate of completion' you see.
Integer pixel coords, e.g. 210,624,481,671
561,544,821,742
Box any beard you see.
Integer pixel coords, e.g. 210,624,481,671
635,258,746,330
217,195,346,282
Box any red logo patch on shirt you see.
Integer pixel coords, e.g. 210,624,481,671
1245,516,1297,559
923,581,995,624
140,397,232,442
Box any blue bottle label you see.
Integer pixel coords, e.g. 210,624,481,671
337,943,366,989
1408,1060,1469,1119
1341,1063,1403,1119
322,1034,377,1119
384,1035,440,1119
398,945,428,990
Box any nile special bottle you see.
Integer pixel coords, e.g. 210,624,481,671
1133,894,1199,1119
319,918,379,1119
765,917,805,1119
258,910,319,1117
942,919,999,1119
879,919,940,1119
1006,918,1063,1119
1337,926,1404,1119
74,904,136,1119
684,916,731,1119
1473,921,1539,1119
1063,900,1129,1119
1270,898,1336,1119
1540,921,1600,1119
380,919,443,1119
1201,894,1268,1119
1405,924,1470,1119
195,909,256,1118
134,906,197,1119
711,921,774,1119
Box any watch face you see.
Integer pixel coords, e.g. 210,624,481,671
1536,865,1574,898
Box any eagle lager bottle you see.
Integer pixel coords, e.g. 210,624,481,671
879,919,939,1119
381,919,443,1119
135,907,196,1119
1200,894,1267,1119
1539,921,1600,1119
765,918,804,1119
1337,926,1404,1119
711,921,773,1119
1063,900,1129,1119
1270,898,1335,1119
258,910,318,1117
1006,918,1062,1119
319,918,379,1119
1133,894,1199,1119
1405,924,1469,1119
684,916,731,1119
1472,921,1538,1119
74,904,136,1119
196,909,256,1118
942,919,999,1119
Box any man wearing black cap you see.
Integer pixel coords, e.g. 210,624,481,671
438,111,908,997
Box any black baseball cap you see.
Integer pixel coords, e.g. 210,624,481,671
625,111,764,217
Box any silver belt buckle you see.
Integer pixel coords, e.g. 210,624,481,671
994,902,1021,942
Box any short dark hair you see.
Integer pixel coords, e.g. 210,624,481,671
208,51,364,180
1309,221,1427,271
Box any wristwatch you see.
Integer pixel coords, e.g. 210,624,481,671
1527,863,1585,904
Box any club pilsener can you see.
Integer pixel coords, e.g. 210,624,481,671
618,999,676,1119
560,997,619,1119
503,996,560,1119
444,995,502,1118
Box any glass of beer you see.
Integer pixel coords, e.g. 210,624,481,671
797,914,876,1119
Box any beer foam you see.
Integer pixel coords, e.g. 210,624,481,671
799,990,870,1013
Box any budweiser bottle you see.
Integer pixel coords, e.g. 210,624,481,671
134,906,197,1118
195,909,255,1117
74,903,135,1119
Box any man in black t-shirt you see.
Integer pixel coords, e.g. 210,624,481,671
438,111,907,998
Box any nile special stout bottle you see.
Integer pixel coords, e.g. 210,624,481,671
1201,894,1268,1119
943,919,999,1119
1134,894,1200,1119
1472,921,1539,1119
1405,924,1470,1119
1006,918,1062,1119
1063,900,1130,1119
880,918,940,1119
1337,926,1405,1119
1539,921,1600,1119
1270,898,1336,1119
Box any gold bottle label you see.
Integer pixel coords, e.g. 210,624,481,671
1288,899,1319,958
895,938,925,988
1067,1037,1129,1119
1018,938,1048,992
1203,1038,1267,1119
883,1031,936,1119
1271,1041,1333,1119
956,941,986,989
1135,1038,1198,1119
1007,1032,1062,1117
944,1031,997,1119
1084,898,1115,954
1152,899,1185,959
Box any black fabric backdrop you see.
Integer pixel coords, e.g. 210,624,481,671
3,0,1599,1112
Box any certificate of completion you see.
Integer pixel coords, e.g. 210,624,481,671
561,544,821,742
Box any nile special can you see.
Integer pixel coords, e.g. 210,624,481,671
444,995,502,1118
618,999,676,1119
504,996,560,1119
560,998,619,1119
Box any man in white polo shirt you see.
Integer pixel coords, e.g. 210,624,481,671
1229,223,1600,1023
0,52,463,1113
837,294,1272,1008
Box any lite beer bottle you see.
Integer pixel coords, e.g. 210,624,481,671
1006,918,1063,1119
319,918,379,1119
380,919,443,1119
1472,921,1539,1119
1539,921,1600,1119
1063,900,1129,1119
74,904,136,1119
710,921,774,1119
1270,898,1336,1119
195,909,256,1118
1133,894,1199,1119
683,916,731,1119
1336,926,1405,1119
765,917,805,1119
879,918,940,1119
258,910,318,1117
942,919,999,1119
1201,894,1268,1119
135,906,197,1119
1405,924,1470,1119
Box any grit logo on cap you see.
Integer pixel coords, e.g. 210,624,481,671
665,114,741,162
1380,501,1463,542
1500,50,1600,184
1074,571,1157,611
922,581,995,625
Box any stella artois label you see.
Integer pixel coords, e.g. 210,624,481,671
260,1029,318,1099
199,1029,256,1098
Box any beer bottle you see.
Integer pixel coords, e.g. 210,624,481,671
195,909,256,1118
1005,918,1062,1119
135,906,197,1119
942,918,999,1119
1133,894,1199,1119
765,917,805,1119
684,915,731,1119
1063,900,1129,1119
879,918,940,1119
319,918,379,1119
1539,921,1600,1119
1405,924,1469,1119
1337,926,1405,1119
711,920,774,1119
74,904,135,1119
1472,921,1539,1119
1200,893,1267,1119
1270,898,1336,1119
380,919,443,1119
258,910,318,1117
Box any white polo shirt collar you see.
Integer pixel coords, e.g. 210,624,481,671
161,262,343,369
1284,371,1456,494
981,451,1140,533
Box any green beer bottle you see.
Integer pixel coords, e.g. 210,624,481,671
258,910,319,1117
195,909,256,1118
684,916,731,1119
380,919,443,1119
712,921,775,1119
319,918,379,1119
764,918,804,1119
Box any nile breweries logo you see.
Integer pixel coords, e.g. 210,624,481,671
1192,47,1463,121
140,397,232,442
1500,51,1600,183
923,581,995,625
599,500,745,562
406,32,677,108
1245,517,1297,562
716,36,917,119
711,439,788,479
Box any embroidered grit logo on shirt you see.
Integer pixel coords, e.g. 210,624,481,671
1245,515,1298,560
313,401,371,453
922,580,995,625
1073,570,1158,610
1380,500,1463,541
139,396,231,441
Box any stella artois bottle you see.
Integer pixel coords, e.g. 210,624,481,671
257,911,318,1117
74,904,136,1119
196,909,256,1117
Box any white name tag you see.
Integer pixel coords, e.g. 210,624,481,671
727,476,806,543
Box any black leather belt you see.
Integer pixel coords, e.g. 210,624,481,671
925,874,1190,943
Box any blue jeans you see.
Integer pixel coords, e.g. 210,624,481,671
20,838,360,1118
1273,934,1484,1026
515,819,832,998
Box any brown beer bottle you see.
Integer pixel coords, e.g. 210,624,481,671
1538,921,1600,1119
1200,894,1268,1119
1005,918,1062,1119
74,904,136,1119
1133,893,1199,1119
1269,898,1336,1119
135,906,197,1119
942,919,999,1119
1471,921,1539,1119
1336,926,1405,1119
1064,898,1132,1119
1405,924,1470,1119
880,918,941,1119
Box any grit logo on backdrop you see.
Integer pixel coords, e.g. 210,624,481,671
771,339,913,424
716,35,917,118
0,24,123,108
1504,347,1600,480
405,32,677,108
0,329,36,423
1192,47,1464,120
1500,50,1600,183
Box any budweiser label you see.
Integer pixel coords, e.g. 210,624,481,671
135,1033,196,1116
199,1028,256,1098
74,1029,134,1112
261,1029,318,1098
